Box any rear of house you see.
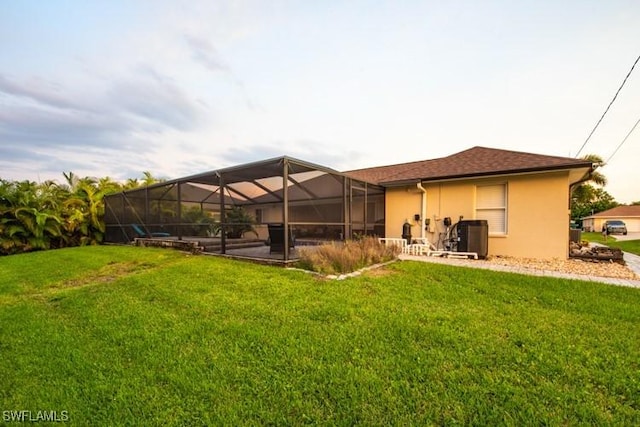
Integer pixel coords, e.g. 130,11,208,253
347,147,593,260
104,146,594,261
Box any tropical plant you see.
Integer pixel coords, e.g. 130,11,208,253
13,207,62,251
224,206,257,238
571,154,618,220
181,206,220,237
0,171,160,255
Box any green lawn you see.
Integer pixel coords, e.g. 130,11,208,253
1,246,639,425
582,232,640,256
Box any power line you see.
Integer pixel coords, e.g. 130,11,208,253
575,53,640,158
606,116,640,164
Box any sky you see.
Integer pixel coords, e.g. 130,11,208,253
1,0,639,203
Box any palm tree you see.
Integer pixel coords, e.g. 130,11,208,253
571,154,618,220
581,154,607,186
124,178,140,190
98,176,122,195
142,171,161,186
62,177,107,245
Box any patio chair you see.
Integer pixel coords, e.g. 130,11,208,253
267,224,295,253
131,224,170,238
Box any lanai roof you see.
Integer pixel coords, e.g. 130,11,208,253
116,155,381,206
345,146,594,186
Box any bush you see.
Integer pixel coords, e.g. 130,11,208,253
297,236,401,275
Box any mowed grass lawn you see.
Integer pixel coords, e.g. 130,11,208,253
582,231,640,256
1,246,639,425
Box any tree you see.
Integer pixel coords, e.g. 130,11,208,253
141,171,162,186
571,154,618,220
571,187,619,220
580,154,607,186
0,170,164,255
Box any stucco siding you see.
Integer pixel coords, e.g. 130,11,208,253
498,172,569,259
385,171,572,259
385,188,423,239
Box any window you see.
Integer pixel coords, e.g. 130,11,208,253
476,184,507,234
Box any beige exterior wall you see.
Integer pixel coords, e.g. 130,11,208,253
385,187,423,240
582,218,597,232
625,219,640,232
385,171,574,259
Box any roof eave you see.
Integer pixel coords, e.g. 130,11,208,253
379,163,594,187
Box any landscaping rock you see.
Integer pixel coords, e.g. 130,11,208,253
569,242,624,264
486,254,637,280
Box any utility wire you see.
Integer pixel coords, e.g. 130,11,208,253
606,116,640,164
575,53,640,158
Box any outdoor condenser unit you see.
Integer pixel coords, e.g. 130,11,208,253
456,220,488,259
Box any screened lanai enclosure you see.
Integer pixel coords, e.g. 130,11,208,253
104,157,386,262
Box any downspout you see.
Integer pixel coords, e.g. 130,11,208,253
416,182,427,239
567,164,596,256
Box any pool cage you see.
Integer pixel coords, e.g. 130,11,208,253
104,156,385,262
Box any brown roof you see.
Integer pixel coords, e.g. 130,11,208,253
345,146,593,185
586,205,640,218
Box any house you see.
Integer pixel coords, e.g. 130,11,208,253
582,205,640,233
346,147,593,260
104,146,594,261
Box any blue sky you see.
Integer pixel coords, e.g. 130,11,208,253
1,0,639,202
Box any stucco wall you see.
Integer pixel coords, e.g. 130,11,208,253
385,188,423,240
385,171,572,259
625,219,640,232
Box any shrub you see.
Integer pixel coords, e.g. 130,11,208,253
224,206,257,238
298,236,401,275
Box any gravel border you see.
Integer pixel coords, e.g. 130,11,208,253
399,253,640,289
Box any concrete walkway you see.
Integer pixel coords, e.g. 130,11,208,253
622,251,640,278
399,252,640,289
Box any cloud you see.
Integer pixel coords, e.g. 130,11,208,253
0,66,209,182
182,32,261,112
109,73,203,132
0,105,128,147
0,74,88,112
218,141,366,172
183,34,229,72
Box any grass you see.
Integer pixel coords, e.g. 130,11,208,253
1,246,640,425
582,231,640,256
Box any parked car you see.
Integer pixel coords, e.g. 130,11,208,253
602,220,628,235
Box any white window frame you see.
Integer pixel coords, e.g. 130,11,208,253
475,183,508,235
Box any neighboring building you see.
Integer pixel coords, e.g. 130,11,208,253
582,205,640,233
346,147,593,260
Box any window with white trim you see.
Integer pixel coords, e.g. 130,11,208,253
476,184,507,234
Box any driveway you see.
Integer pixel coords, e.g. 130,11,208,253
613,232,640,241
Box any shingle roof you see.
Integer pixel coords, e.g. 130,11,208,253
345,146,593,185
585,205,640,218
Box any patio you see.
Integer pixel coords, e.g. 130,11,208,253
133,235,325,264
104,156,385,262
